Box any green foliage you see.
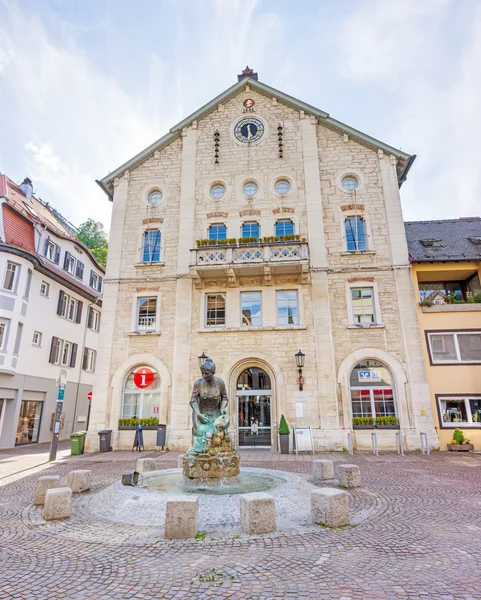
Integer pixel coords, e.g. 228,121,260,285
238,237,259,244
278,414,290,435
352,416,375,426
118,417,159,427
77,219,108,267
452,428,465,444
316,522,327,528
419,300,433,307
195,532,206,540
375,416,399,426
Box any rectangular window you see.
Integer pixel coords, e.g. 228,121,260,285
61,341,72,366
351,288,375,324
88,307,101,331
89,271,103,292
438,396,481,427
137,297,157,331
428,331,481,364
345,217,367,251
46,241,56,261
275,220,295,237
40,281,50,297
49,337,62,364
13,323,23,355
3,262,18,291
16,400,43,445
0,319,9,350
205,294,226,327
208,224,227,241
83,348,97,372
241,292,262,326
24,269,32,300
241,222,260,239
142,230,161,262
276,290,299,326
32,331,42,347
350,389,372,417
68,298,77,321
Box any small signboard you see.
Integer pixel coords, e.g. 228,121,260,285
87,391,93,401
296,403,303,418
358,370,381,383
134,367,155,389
293,426,314,455
295,392,308,403
57,389,65,401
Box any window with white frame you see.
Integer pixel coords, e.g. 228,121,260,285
427,331,481,364
351,288,375,325
64,252,76,275
57,291,82,323
205,294,225,327
46,240,56,261
82,348,97,372
241,292,262,326
121,366,161,419
0,319,9,350
3,262,19,291
40,281,50,297
67,297,77,321
88,307,100,332
142,230,161,262
350,360,397,423
137,297,157,331
32,331,42,347
276,290,299,325
61,341,72,366
49,337,62,365
89,271,103,292
345,217,368,251
438,396,481,427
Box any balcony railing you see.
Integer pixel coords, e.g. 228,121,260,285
137,316,157,331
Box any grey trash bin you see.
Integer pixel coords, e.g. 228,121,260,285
156,425,167,448
98,429,112,452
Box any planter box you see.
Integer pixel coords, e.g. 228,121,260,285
353,425,375,429
118,426,159,430
447,443,474,452
279,434,289,454
376,425,400,429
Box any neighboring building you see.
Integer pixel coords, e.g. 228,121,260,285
86,68,438,453
406,218,481,450
0,174,104,448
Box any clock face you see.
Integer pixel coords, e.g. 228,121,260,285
234,117,265,143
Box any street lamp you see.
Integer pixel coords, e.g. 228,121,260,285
295,349,306,391
198,352,208,369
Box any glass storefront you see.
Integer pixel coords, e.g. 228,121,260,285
16,400,43,445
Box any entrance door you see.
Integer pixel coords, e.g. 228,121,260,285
236,368,272,447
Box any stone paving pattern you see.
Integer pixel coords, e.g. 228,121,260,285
0,447,480,599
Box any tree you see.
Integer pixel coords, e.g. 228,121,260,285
76,219,108,267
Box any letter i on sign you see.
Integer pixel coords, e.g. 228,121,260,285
134,367,154,389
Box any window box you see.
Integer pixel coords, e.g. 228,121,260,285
376,424,400,429
447,443,474,452
118,425,158,431
352,425,375,430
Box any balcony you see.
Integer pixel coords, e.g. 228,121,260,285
190,241,309,287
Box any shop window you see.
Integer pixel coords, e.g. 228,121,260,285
350,360,397,425
16,400,43,445
208,224,227,241
142,230,161,262
241,292,262,326
345,217,367,251
427,331,481,364
275,220,295,237
121,366,161,419
205,294,225,327
438,396,481,427
276,290,299,325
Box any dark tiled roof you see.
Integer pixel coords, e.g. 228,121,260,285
405,218,481,262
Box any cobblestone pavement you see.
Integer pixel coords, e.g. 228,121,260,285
0,449,480,599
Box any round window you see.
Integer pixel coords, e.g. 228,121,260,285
148,190,163,205
274,179,291,195
341,176,358,191
210,184,226,199
243,182,258,197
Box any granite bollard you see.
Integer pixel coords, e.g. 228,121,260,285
240,492,276,534
164,495,198,540
34,475,60,505
44,487,72,521
312,459,334,480
338,464,361,488
66,470,92,493
136,458,156,473
311,488,349,527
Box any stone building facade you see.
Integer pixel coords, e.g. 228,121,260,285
86,71,438,452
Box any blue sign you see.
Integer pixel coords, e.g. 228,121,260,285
358,370,381,382
57,389,65,401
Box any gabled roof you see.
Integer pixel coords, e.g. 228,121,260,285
98,77,414,199
405,218,481,262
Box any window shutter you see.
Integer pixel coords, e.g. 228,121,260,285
82,347,88,370
54,245,61,264
49,337,58,363
89,270,94,287
76,301,83,324
98,276,103,293
63,251,71,270
70,343,78,368
57,290,65,315
76,261,84,279
92,351,96,372
87,306,93,329
44,236,51,257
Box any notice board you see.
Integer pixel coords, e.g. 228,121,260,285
293,426,314,455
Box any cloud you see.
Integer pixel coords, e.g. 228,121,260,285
25,142,61,172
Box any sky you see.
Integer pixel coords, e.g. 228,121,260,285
0,0,480,234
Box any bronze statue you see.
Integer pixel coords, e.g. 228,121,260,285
183,357,240,479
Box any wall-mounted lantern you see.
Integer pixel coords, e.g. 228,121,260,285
295,349,306,391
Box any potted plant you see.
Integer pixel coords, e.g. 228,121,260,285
447,428,474,452
279,415,290,454
375,416,400,429
352,416,375,429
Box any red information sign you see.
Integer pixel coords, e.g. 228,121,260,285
134,367,155,389
87,391,93,401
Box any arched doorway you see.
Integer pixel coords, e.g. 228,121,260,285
236,367,272,447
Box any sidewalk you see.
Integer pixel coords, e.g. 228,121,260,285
0,440,71,480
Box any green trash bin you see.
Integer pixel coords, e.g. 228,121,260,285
70,432,84,456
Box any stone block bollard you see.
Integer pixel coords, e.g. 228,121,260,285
34,475,60,505
311,488,349,528
338,464,361,488
164,495,198,540
240,492,276,534
44,487,72,521
136,458,156,473
66,470,92,493
312,459,334,480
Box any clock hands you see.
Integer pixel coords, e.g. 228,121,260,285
246,124,252,140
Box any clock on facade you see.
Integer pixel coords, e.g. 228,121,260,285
234,117,265,143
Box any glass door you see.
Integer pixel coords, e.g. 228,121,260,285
237,393,271,447
16,400,43,445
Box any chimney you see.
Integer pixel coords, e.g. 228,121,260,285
19,178,33,200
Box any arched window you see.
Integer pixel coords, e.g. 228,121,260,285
275,220,295,237
345,217,367,251
142,230,161,262
208,224,227,241
241,222,260,239
350,360,397,425
121,366,161,419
